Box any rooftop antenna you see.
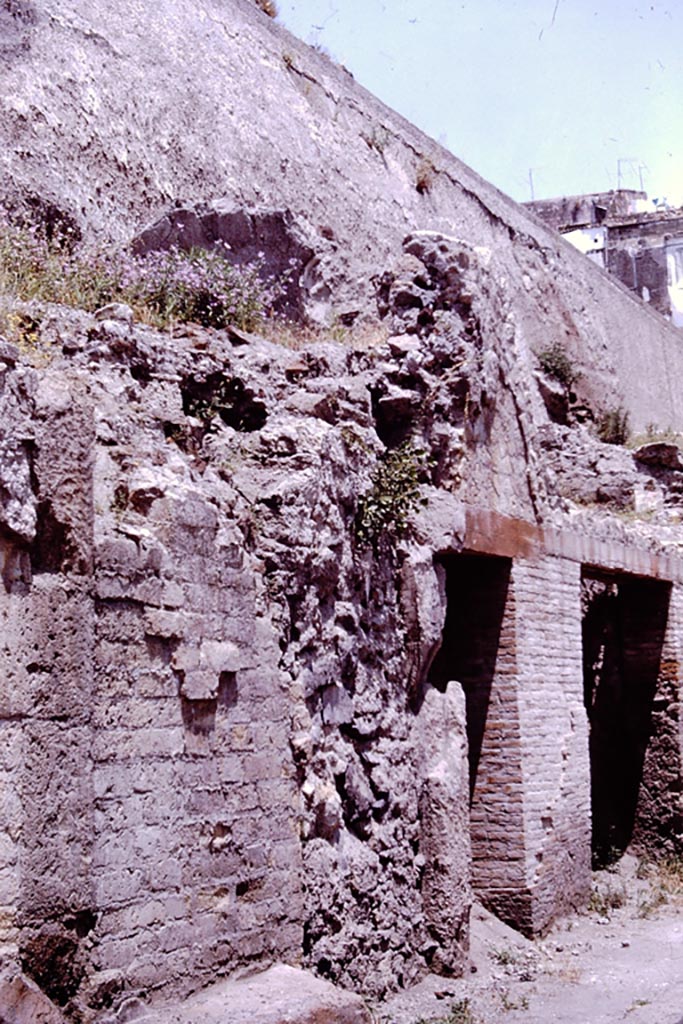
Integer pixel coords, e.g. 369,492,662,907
617,157,638,190
638,163,648,194
528,168,536,201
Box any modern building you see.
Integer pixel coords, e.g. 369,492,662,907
526,190,683,326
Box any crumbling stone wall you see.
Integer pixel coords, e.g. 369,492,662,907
0,342,305,1018
0,360,96,1013
2,226,683,1020
3,0,683,1017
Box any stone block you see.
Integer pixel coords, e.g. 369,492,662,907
0,970,66,1023
136,964,372,1023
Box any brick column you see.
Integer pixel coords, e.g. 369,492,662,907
471,554,591,935
514,555,591,934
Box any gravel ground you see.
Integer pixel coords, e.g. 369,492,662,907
374,854,683,1024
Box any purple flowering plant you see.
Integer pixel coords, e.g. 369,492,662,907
0,214,279,332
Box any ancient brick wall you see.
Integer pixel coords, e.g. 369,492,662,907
431,551,590,936
515,555,590,935
87,470,304,1007
0,364,305,1016
0,381,97,1008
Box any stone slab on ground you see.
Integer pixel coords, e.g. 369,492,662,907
136,964,373,1024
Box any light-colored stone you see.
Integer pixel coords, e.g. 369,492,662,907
137,964,372,1024
0,970,67,1024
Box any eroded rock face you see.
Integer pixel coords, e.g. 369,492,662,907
0,969,67,1024
2,0,683,430
0,0,37,61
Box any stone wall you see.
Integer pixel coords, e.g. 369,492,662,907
0,353,305,1018
3,226,683,1019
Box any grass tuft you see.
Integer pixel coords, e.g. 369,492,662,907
596,406,630,446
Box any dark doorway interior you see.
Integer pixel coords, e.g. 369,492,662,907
429,553,512,800
581,571,671,867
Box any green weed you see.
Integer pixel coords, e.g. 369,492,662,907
596,406,630,446
356,442,428,548
415,998,477,1024
587,882,627,916
536,342,580,390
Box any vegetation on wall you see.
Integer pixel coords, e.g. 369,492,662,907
536,341,580,391
356,442,428,549
0,215,278,332
596,406,630,446
254,0,277,17
415,157,436,195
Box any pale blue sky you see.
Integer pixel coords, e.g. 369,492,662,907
277,1,683,205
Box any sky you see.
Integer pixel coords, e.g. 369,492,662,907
277,1,683,206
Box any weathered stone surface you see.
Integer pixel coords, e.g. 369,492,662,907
135,964,372,1024
0,218,681,1020
413,685,472,976
2,0,683,427
0,970,67,1024
633,441,683,470
534,369,569,424
0,438,36,543
3,1,683,1020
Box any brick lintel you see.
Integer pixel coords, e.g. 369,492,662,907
465,508,683,583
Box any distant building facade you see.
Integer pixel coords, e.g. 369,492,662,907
525,189,683,327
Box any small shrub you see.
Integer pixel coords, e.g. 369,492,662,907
628,424,683,450
634,852,683,918
254,0,277,16
587,882,626,916
637,888,667,919
415,999,476,1024
116,245,275,332
490,947,520,967
416,157,435,195
500,991,529,1012
446,1001,476,1024
536,342,580,390
356,442,428,548
0,306,51,364
596,406,630,446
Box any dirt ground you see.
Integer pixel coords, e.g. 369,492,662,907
374,854,683,1024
